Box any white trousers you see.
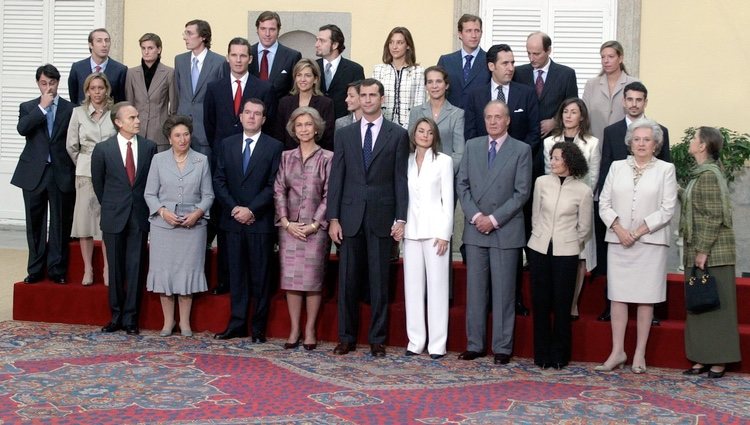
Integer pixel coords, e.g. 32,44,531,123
403,238,449,355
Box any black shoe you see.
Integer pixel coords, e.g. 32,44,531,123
333,342,356,355
494,353,511,365
284,338,301,349
405,350,419,356
101,322,121,332
370,344,386,357
214,328,248,340
49,274,67,284
125,325,140,335
23,273,43,284
252,334,267,343
553,362,567,370
515,302,529,316
707,369,726,379
597,309,611,321
458,350,485,361
683,365,710,375
651,317,661,326
570,314,580,321
430,354,445,360
210,286,229,295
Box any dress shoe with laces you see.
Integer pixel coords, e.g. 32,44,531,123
333,342,356,355
125,325,140,335
23,274,42,284
494,353,511,365
214,328,248,340
101,322,121,333
370,344,386,357
458,350,485,361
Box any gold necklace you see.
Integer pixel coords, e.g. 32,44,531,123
174,154,188,163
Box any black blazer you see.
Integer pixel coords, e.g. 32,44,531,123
513,60,578,123
68,57,127,105
91,135,157,234
437,49,491,111
203,74,275,149
212,132,283,233
250,43,302,101
597,119,671,194
326,119,409,237
273,94,335,151
11,97,75,193
317,57,365,119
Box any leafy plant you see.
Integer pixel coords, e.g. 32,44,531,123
671,127,750,187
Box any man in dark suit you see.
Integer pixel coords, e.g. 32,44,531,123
595,81,671,322
212,98,283,341
456,100,532,365
437,14,491,111
68,28,127,105
250,11,302,102
513,31,578,138
327,78,409,357
315,24,365,119
12,64,75,284
91,102,157,335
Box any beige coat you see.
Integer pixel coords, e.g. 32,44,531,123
66,104,117,177
124,62,178,149
582,72,639,142
543,133,600,191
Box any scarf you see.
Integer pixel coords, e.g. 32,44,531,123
680,160,732,244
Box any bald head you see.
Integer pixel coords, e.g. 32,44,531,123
526,31,551,69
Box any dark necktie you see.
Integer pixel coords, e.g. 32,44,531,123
496,86,506,103
363,123,374,171
463,54,473,82
233,79,242,115
243,138,253,174
535,70,544,97
488,140,497,168
260,50,269,81
125,141,136,186
95,65,102,73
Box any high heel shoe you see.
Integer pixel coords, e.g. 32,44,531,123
631,365,648,374
82,268,94,286
284,337,301,349
594,354,627,371
303,343,317,351
160,325,176,337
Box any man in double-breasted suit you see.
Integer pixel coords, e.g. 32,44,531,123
456,100,532,365
212,98,283,341
315,24,365,119
174,19,227,158
68,28,127,105
12,64,76,284
327,78,409,357
91,102,157,335
250,11,302,102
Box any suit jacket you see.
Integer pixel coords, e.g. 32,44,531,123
12,97,75,193
66,103,117,177
273,94,335,150
144,149,214,229
456,135,532,248
543,133,600,191
326,118,409,237
317,57,365,119
174,49,228,154
372,64,425,128
68,57,127,105
90,134,157,233
513,60,578,122
528,174,592,256
597,119,670,195
204,74,275,150
405,151,454,241
212,132,283,233
250,43,302,101
335,114,358,132
437,49,491,111
124,62,178,148
408,101,465,174
582,72,639,141
599,158,677,246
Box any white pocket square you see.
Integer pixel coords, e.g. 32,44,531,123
281,70,288,74
514,108,524,113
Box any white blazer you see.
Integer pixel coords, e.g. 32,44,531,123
405,151,454,241
543,133,600,192
599,157,677,246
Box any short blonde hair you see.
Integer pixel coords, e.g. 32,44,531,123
290,59,323,96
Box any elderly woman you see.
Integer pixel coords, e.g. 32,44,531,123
66,73,117,286
274,107,333,351
144,115,214,337
274,58,335,150
680,127,740,378
403,117,454,359
529,142,592,369
373,27,424,129
596,118,677,373
543,98,600,319
408,65,465,174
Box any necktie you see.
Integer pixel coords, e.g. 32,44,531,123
243,138,253,174
125,141,136,186
488,140,497,168
260,50,269,81
46,104,55,137
324,62,333,89
496,86,506,103
362,123,374,171
95,65,102,73
233,79,242,115
191,57,200,92
463,54,473,82
535,70,544,97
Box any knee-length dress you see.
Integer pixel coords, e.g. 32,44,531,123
273,147,333,291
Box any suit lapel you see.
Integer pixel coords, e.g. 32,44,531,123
134,136,152,185
507,83,521,113
370,121,390,165
149,65,168,96
464,49,484,88
50,99,71,140
243,134,265,181
476,138,513,200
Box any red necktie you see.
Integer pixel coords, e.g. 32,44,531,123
260,49,269,81
95,65,102,73
233,79,242,115
125,141,135,186
535,70,544,97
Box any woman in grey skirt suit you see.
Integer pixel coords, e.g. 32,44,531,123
144,115,214,336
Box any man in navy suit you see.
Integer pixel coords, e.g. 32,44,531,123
250,11,302,102
91,102,157,335
437,14,491,111
327,78,409,357
68,28,127,105
315,24,365,119
12,64,75,284
212,98,283,341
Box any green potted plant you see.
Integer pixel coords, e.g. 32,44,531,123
671,127,750,187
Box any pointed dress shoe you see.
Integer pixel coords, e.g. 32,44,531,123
101,322,121,333
332,342,356,355
370,344,386,357
125,325,140,335
458,351,486,361
494,353,511,365
49,275,67,284
23,274,43,284
284,338,301,349
214,328,248,340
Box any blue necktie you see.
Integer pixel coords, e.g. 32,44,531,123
243,138,252,174
363,123,374,171
463,54,473,82
191,57,200,93
488,140,497,168
46,104,55,137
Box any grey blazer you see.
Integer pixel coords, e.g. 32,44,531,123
125,62,178,149
457,135,532,248
408,101,465,174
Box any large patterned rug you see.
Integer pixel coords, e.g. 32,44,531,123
0,321,748,424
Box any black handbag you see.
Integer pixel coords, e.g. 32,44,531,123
685,266,720,314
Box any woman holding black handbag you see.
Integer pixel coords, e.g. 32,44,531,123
680,126,741,378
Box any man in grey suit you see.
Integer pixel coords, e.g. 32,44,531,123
456,100,532,365
327,78,409,357
174,19,227,158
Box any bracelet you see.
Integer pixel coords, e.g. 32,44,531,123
285,222,290,229
311,223,318,231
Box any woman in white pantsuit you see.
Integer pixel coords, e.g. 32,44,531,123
403,117,454,359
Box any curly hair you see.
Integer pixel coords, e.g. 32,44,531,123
550,141,588,178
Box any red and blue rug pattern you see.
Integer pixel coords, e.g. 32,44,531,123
0,321,748,424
